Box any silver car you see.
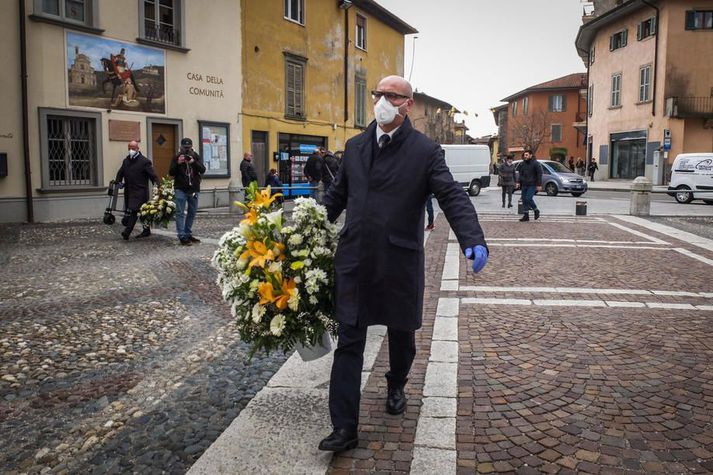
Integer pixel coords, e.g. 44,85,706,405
514,160,588,197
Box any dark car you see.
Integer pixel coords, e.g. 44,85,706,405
514,160,588,197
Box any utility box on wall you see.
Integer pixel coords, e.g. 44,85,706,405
0,153,7,177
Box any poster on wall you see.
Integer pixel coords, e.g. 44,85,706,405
66,32,166,113
199,121,230,177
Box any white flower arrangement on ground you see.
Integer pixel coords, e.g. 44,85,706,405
139,177,176,228
212,182,339,356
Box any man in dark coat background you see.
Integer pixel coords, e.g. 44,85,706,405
169,138,206,246
515,150,543,222
319,75,489,452
115,140,158,240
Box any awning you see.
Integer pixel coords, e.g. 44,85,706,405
508,146,524,153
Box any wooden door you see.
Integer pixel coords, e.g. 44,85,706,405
151,123,177,179
251,130,268,186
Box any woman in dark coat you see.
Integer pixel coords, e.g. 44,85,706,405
115,141,159,240
498,155,516,208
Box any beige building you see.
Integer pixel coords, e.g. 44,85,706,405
410,91,461,144
576,0,713,183
1,1,242,223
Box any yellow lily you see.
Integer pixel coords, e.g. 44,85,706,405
239,240,278,269
258,281,277,305
240,208,259,226
253,187,282,208
274,277,297,310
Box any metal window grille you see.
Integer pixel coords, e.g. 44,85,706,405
47,115,95,187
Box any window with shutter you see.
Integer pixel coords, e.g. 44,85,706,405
285,57,306,119
355,74,367,127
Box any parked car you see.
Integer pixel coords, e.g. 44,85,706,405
667,153,713,204
442,144,491,196
513,159,587,196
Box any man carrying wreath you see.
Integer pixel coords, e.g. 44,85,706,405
319,75,489,452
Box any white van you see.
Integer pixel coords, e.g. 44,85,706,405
441,144,491,196
668,153,713,204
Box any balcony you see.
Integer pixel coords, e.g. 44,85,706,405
573,112,587,132
144,21,181,47
666,97,713,118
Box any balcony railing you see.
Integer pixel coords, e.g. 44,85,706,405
666,97,713,118
144,21,181,47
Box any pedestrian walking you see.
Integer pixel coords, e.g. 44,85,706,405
319,75,489,453
567,156,575,172
425,193,435,230
169,138,205,246
576,157,585,176
515,150,542,222
114,140,158,240
320,147,340,195
304,148,324,202
498,154,516,208
588,157,599,182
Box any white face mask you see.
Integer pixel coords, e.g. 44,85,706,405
373,96,401,126
128,149,138,158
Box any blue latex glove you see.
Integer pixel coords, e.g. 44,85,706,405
464,245,488,273
116,182,124,189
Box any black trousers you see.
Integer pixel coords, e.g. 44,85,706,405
123,209,149,235
329,322,416,431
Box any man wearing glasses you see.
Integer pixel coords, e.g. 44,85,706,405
319,75,489,452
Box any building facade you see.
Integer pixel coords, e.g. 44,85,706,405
240,0,416,187
1,0,242,223
576,0,713,183
409,91,461,144
497,73,588,162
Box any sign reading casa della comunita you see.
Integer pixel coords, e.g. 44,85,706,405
187,72,225,99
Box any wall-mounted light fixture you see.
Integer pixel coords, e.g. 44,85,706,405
338,0,352,9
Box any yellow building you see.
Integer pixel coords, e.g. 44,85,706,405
1,0,242,223
240,0,417,186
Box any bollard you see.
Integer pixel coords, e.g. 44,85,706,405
228,181,242,214
629,176,652,216
517,199,524,214
575,201,587,216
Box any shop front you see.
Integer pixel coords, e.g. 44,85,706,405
277,133,327,198
610,131,647,179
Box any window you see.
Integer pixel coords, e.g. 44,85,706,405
588,84,594,117
551,124,562,143
356,14,367,50
686,10,713,30
611,73,622,107
609,29,628,51
637,17,657,40
549,95,566,112
355,74,367,127
284,0,304,25
285,56,306,119
141,0,183,47
39,109,102,189
639,65,651,102
523,96,529,115
589,45,595,65
34,0,95,26
512,101,518,117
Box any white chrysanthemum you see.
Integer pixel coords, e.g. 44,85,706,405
270,314,286,336
251,302,266,323
288,234,303,246
309,296,318,305
267,261,282,274
249,280,260,292
288,291,300,312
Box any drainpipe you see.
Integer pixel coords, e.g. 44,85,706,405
576,43,592,171
641,0,659,116
19,0,34,222
343,7,349,125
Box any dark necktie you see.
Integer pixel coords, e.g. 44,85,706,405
378,134,391,149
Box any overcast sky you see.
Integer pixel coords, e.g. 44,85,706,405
376,0,588,138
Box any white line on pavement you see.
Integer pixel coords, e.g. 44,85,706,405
487,238,667,245
457,285,713,297
605,220,669,245
614,215,713,253
488,243,667,250
459,297,713,310
674,247,713,267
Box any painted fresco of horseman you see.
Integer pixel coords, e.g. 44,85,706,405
101,47,140,107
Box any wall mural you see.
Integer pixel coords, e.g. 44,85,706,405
66,32,166,113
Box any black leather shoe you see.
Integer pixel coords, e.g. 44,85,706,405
534,209,540,220
121,230,130,240
386,386,407,415
519,214,529,222
188,236,201,243
136,228,151,238
318,428,358,452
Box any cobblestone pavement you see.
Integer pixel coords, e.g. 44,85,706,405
0,217,288,474
329,213,713,474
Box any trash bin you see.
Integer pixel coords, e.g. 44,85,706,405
517,199,524,214
576,201,587,216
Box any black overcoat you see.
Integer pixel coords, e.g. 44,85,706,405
323,118,487,331
115,153,158,211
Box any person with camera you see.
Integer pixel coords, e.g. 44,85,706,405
169,137,206,246
115,140,158,240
